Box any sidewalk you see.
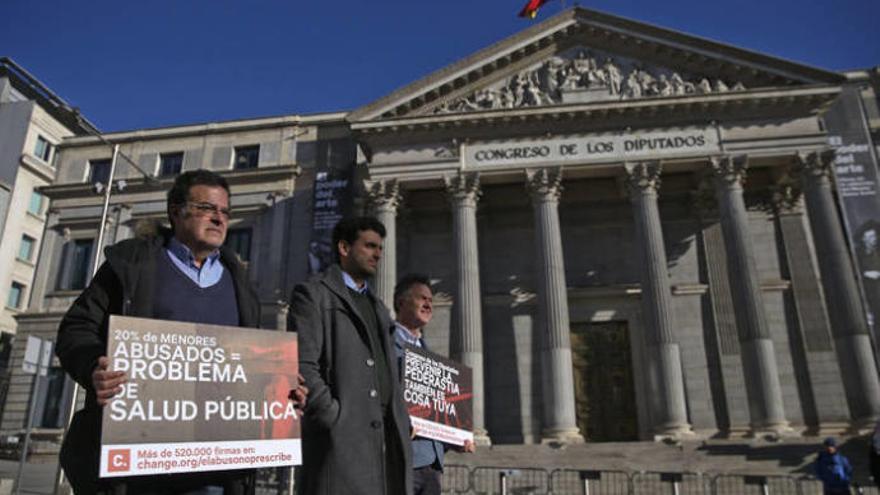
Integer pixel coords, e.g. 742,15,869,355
0,459,60,495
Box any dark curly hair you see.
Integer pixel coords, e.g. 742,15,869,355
331,216,386,262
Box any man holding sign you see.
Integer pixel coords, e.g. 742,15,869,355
289,217,413,495
392,274,475,495
56,170,306,494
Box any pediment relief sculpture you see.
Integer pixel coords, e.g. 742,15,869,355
433,48,747,114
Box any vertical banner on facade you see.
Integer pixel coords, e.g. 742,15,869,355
402,346,473,446
99,316,301,478
823,85,880,333
307,167,354,274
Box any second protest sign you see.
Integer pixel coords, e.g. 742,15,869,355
403,345,474,446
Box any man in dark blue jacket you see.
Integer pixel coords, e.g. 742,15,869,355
392,274,474,495
815,437,853,495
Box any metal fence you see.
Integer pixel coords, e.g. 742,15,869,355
550,469,632,495
254,465,879,494
471,466,550,494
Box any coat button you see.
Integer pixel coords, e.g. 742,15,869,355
369,389,378,398
366,358,375,367
370,420,382,429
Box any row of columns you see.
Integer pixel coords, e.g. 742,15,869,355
365,150,880,443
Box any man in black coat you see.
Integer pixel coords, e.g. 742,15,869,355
288,217,413,495
56,170,306,494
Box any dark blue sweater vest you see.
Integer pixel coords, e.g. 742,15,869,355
152,251,240,327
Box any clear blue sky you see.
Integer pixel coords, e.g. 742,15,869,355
3,0,878,132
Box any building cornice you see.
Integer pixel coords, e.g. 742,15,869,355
60,112,349,148
353,85,841,140
38,164,301,200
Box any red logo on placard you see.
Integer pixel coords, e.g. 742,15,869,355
108,449,130,472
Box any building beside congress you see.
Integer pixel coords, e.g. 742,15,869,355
2,8,879,449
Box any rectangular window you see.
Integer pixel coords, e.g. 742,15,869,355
57,239,93,291
18,235,36,262
233,145,259,170
28,191,45,216
34,135,53,162
159,152,184,177
224,228,252,262
7,282,24,309
39,367,71,428
88,159,112,185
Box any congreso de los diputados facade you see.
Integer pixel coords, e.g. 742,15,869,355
3,7,880,448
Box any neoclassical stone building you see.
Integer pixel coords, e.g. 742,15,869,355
3,7,879,448
347,8,880,443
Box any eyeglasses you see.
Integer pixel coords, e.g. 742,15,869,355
186,201,231,219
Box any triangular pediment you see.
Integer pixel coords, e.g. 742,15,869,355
349,7,843,122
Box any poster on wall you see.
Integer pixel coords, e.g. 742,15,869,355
99,315,301,478
307,167,354,274
823,85,880,334
304,139,357,274
402,345,474,446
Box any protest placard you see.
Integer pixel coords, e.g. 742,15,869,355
403,345,473,446
99,315,300,478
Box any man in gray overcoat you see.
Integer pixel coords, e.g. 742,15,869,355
288,217,413,495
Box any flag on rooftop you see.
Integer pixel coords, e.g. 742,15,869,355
518,0,550,19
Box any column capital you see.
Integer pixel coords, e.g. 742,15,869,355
624,161,663,197
525,167,563,202
444,171,481,205
710,155,749,189
364,178,401,212
795,149,836,181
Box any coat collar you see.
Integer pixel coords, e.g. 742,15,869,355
321,264,393,343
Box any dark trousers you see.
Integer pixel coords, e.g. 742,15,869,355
413,465,442,495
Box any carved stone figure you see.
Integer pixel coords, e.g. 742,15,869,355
697,78,712,94
604,58,622,94
624,72,642,99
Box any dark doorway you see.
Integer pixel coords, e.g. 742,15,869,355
570,321,639,441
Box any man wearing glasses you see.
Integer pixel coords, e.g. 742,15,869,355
56,170,306,494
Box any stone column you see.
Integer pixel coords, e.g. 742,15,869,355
711,155,790,434
444,171,489,444
365,179,401,311
526,168,583,444
624,162,693,438
797,150,880,429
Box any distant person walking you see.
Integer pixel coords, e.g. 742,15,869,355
870,420,880,486
815,437,853,495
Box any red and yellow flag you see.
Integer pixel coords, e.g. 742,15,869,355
518,0,550,18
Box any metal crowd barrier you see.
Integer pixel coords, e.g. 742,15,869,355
253,465,880,495
471,466,550,494
797,476,880,495
631,471,710,495
442,464,473,494
711,474,798,495
550,469,632,494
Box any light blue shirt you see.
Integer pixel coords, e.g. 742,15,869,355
394,322,421,348
342,270,368,294
165,237,224,288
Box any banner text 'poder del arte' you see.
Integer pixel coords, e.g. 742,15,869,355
100,316,301,478
403,345,473,446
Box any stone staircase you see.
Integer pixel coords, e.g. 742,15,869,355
445,435,875,479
